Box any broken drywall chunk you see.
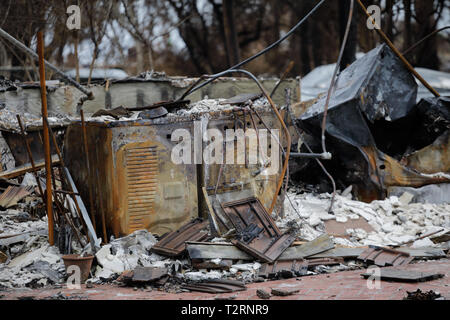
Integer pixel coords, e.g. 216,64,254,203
8,245,48,269
388,184,450,204
95,244,125,274
411,238,435,248
184,271,223,281
399,192,414,206
21,173,38,187
308,214,321,227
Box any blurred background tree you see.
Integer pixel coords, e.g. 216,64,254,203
0,0,448,81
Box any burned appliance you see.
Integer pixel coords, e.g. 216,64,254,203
64,118,198,238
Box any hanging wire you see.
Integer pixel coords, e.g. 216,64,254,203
286,101,337,214
402,26,450,56
320,0,354,154
177,0,327,100
315,0,354,212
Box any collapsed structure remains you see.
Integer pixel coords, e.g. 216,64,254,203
0,43,449,298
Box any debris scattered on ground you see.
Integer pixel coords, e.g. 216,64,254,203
357,246,413,267
404,289,444,300
256,289,271,299
360,269,445,282
282,191,449,247
181,279,246,293
0,43,448,299
271,288,299,296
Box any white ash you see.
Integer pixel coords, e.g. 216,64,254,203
169,77,198,88
180,261,261,283
0,210,47,237
175,96,271,116
0,244,65,289
92,229,161,282
280,191,450,247
175,98,231,115
0,211,83,288
0,108,74,132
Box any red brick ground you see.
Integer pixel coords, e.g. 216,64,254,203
1,259,448,300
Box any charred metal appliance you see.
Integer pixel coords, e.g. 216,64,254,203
64,118,198,237
64,106,283,238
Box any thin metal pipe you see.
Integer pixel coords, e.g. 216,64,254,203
48,152,61,226
37,31,54,245
286,103,337,213
270,61,294,98
247,106,265,165
194,69,290,214
321,0,354,154
43,116,95,246
290,152,331,159
248,105,285,157
243,108,248,169
211,69,291,214
0,27,93,99
16,115,45,201
357,0,440,97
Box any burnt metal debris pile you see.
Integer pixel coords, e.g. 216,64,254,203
291,44,450,202
0,44,449,294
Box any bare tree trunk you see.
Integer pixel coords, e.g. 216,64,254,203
222,0,240,67
385,0,394,40
403,0,412,52
147,44,154,71
414,0,439,69
136,41,144,72
311,17,321,69
300,19,311,74
339,0,357,71
87,46,98,85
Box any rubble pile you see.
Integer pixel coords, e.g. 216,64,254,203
0,186,449,291
281,190,450,247
91,230,266,287
0,43,448,297
0,207,87,289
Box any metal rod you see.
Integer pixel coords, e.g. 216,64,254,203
243,108,248,169
48,152,61,226
43,116,99,250
0,27,93,99
286,102,337,213
193,69,291,215
37,31,54,246
16,115,45,201
61,208,85,248
290,152,332,159
321,0,354,154
42,117,64,166
248,106,285,157
357,0,440,97
54,190,80,196
247,105,268,171
270,61,294,98
80,110,97,231
402,26,450,56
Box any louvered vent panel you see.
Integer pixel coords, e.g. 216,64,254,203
126,146,158,232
